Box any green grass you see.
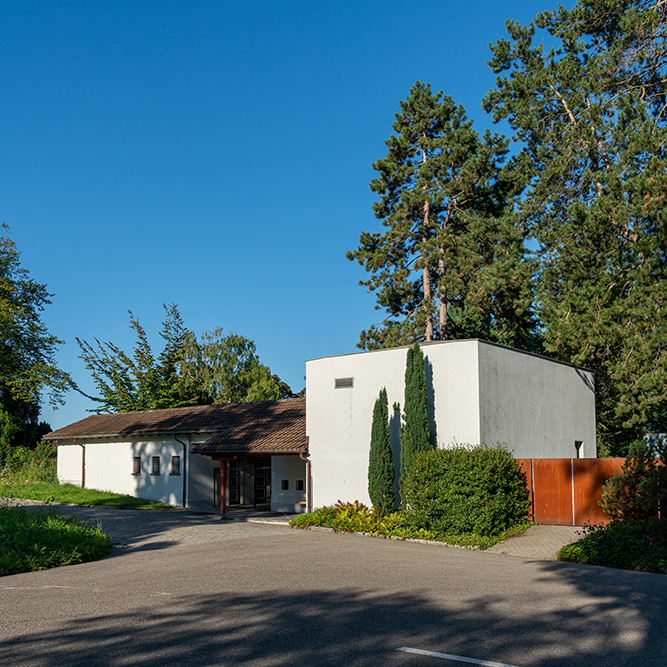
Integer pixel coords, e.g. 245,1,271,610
289,501,532,550
557,520,667,573
0,506,112,576
0,480,175,509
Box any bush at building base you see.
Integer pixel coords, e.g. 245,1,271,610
401,444,531,537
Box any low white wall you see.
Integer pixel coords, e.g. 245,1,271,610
271,455,307,513
57,444,83,486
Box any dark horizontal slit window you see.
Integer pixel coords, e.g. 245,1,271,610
335,377,353,389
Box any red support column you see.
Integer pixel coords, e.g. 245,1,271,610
220,460,227,516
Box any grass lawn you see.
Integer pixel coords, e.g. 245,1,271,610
0,480,174,510
0,505,112,576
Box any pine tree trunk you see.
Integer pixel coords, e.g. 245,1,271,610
438,256,447,340
422,193,433,342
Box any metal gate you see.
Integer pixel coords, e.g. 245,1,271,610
517,458,625,525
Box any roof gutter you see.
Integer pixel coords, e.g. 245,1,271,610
45,429,227,443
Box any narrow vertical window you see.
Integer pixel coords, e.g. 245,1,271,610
575,441,583,459
132,456,141,475
151,456,161,475
281,480,289,490
296,480,304,491
171,455,181,476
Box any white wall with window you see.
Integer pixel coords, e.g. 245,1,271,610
271,455,307,513
306,339,596,509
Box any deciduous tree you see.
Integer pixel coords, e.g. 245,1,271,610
78,305,295,412
0,225,71,456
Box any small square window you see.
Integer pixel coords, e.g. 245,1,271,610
151,456,161,475
132,456,141,475
171,455,181,476
281,480,289,490
296,480,304,491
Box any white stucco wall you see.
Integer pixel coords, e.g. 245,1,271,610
56,444,83,486
271,455,307,513
305,340,481,508
306,339,597,509
56,435,219,507
477,342,596,458
83,437,185,505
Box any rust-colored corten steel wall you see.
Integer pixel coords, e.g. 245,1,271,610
516,458,625,526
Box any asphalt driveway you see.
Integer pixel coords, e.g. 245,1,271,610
1,504,666,666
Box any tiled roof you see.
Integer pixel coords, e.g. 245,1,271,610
45,398,307,455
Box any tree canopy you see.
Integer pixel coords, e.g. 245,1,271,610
0,225,71,453
348,81,536,351
484,0,667,454
351,1,667,454
78,305,296,413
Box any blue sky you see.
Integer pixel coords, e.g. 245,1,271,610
3,0,561,429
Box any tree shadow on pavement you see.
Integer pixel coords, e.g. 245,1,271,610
1,565,666,667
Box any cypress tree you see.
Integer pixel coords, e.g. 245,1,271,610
400,342,432,505
368,387,395,516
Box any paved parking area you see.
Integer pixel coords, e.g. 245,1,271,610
4,498,581,559
2,500,294,551
1,510,666,666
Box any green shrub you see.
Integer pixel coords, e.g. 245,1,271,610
600,439,667,522
1,443,57,485
402,444,530,537
557,520,667,573
289,500,530,549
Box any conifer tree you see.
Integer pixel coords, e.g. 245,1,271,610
485,0,667,454
400,342,432,505
368,387,395,516
348,81,535,351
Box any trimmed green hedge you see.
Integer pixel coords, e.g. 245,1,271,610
402,444,531,536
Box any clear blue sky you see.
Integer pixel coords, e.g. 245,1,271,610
3,0,562,429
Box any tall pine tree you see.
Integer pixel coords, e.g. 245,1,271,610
348,81,536,351
485,0,667,454
400,342,432,505
368,387,395,516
